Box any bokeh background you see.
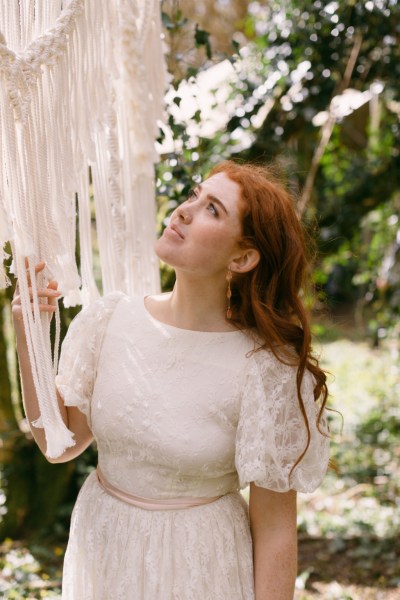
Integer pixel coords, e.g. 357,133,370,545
1,1,399,598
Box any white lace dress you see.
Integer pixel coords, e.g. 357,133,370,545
55,292,329,600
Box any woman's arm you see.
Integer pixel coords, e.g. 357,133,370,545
249,482,298,600
12,261,93,463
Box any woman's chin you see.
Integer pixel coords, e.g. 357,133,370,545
154,238,167,260
155,240,175,268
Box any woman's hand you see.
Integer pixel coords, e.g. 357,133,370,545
11,258,94,461
11,259,61,333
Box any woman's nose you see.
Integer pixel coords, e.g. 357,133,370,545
177,205,191,224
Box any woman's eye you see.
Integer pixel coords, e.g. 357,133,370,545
207,203,218,217
187,189,197,202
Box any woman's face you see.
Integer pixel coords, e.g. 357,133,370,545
155,172,244,277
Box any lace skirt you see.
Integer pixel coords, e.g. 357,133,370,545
62,471,255,600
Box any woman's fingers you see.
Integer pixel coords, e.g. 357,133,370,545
24,258,45,271
12,260,61,322
47,281,60,306
14,288,60,302
30,304,58,313
12,289,60,310
23,259,46,286
12,260,62,331
16,287,61,302
15,259,46,292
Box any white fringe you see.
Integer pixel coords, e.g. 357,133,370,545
0,0,167,458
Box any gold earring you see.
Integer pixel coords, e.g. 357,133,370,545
226,269,232,319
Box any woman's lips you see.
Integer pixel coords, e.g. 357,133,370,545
168,223,185,239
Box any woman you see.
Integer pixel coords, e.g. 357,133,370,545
12,161,330,600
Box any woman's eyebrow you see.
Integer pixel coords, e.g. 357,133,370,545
197,184,229,215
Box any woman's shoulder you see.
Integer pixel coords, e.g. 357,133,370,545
96,290,150,313
242,340,309,388
79,290,129,319
245,339,298,368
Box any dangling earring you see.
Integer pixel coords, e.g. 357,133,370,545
226,268,232,319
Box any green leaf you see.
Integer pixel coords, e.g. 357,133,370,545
161,11,174,31
194,24,212,60
231,39,240,54
193,109,201,124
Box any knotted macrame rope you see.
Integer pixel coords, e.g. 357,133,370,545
0,0,167,458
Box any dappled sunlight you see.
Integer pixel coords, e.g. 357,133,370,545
295,337,400,599
0,540,63,598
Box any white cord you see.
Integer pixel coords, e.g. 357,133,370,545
0,0,167,457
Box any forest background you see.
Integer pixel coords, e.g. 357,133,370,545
0,1,399,598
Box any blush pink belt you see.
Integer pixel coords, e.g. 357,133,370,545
96,466,222,511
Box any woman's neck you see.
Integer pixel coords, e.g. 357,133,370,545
147,273,234,332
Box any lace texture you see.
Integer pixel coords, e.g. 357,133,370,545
56,292,330,599
62,473,254,600
236,352,330,493
55,291,125,428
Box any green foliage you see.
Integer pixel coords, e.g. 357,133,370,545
301,337,400,539
296,338,400,597
161,9,187,32
157,0,400,334
0,540,62,598
194,24,212,60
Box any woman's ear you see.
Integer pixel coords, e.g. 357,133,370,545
230,248,260,274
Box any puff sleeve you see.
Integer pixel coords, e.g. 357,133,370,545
55,291,125,428
235,351,330,493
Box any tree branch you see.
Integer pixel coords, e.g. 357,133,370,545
297,31,363,217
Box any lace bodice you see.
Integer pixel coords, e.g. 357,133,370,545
55,292,329,497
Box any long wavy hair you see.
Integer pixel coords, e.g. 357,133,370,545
210,160,328,474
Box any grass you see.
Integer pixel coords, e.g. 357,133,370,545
295,333,400,599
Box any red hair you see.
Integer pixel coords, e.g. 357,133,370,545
210,161,328,476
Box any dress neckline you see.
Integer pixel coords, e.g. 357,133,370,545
141,296,245,335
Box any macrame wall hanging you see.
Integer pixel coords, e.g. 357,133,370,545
0,0,167,458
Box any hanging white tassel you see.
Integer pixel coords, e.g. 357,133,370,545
0,0,167,458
